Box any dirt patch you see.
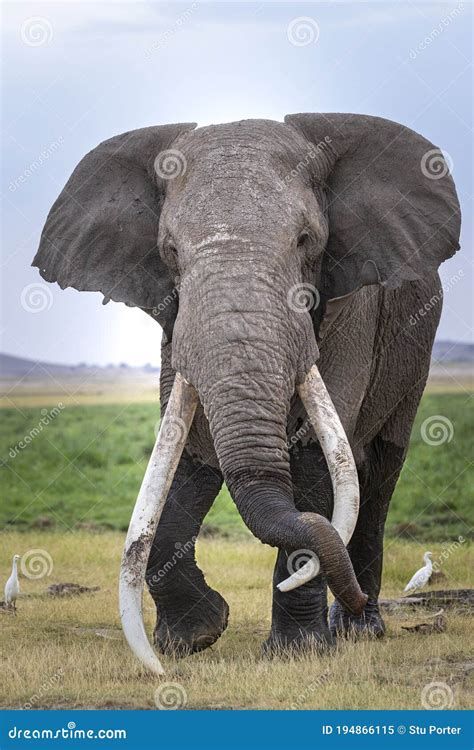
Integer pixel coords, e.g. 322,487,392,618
47,583,100,597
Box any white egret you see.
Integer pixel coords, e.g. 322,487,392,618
404,551,433,593
4,554,21,611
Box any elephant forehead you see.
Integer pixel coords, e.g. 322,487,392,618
173,119,313,174
164,177,308,239
162,123,317,235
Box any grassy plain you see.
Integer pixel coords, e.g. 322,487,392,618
1,373,472,709
0,393,472,540
1,532,472,710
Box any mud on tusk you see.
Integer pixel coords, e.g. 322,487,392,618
277,364,360,593
119,373,198,676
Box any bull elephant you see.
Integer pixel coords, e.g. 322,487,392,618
33,114,460,675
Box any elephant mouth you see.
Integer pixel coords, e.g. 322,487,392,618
119,364,367,676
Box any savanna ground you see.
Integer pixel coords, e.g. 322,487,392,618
1,532,473,710
0,374,473,709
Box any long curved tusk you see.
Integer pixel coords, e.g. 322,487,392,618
277,364,359,592
119,373,198,675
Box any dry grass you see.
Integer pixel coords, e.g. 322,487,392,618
0,376,160,409
2,363,471,410
0,532,472,710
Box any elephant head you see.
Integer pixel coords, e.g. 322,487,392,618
33,114,460,674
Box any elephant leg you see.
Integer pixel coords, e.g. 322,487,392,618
264,442,335,654
146,450,228,656
329,279,437,638
329,433,406,638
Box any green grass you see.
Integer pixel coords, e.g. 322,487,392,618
0,393,472,540
386,392,473,541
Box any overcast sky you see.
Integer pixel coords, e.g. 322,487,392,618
1,1,472,366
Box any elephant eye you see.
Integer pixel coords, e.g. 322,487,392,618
161,239,179,269
297,230,312,249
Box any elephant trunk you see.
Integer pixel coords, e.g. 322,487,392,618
202,373,366,616
235,484,366,615
172,257,366,616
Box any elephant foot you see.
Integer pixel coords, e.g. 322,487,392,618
329,598,385,639
153,587,229,657
262,627,335,657
267,562,333,657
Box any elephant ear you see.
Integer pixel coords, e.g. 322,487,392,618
32,123,196,336
285,113,461,304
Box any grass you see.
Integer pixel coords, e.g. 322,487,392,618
0,531,472,710
386,392,473,541
0,393,472,541
1,389,472,709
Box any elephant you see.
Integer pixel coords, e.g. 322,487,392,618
33,114,460,674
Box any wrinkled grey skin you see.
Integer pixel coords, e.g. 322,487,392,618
33,114,460,655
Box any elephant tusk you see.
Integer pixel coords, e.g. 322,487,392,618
119,373,198,675
277,364,359,592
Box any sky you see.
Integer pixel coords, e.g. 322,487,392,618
1,0,472,367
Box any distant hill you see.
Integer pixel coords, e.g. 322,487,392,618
0,353,160,379
431,340,474,364
0,342,471,381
